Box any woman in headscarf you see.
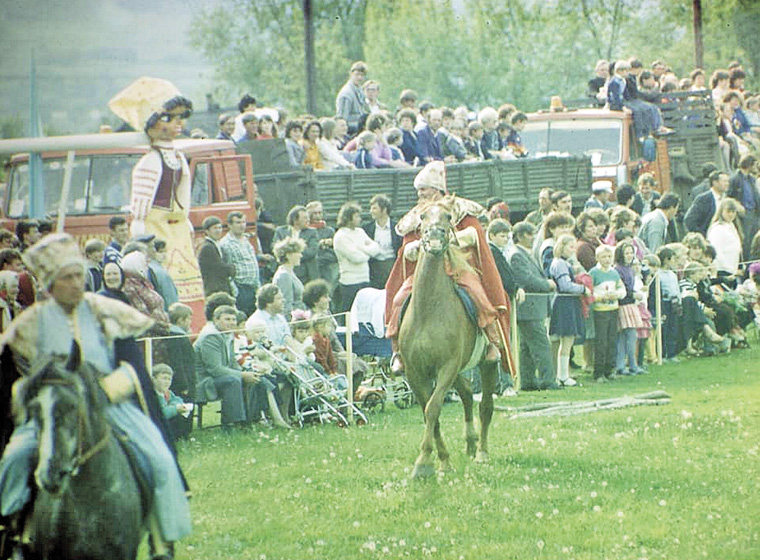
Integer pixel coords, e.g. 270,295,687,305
121,250,170,327
97,261,131,306
0,234,190,557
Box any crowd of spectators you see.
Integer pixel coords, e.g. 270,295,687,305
4,56,760,439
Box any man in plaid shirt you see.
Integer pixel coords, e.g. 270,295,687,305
220,211,260,316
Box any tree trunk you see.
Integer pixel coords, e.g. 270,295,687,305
693,0,704,70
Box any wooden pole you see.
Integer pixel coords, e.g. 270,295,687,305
510,296,520,390
655,274,663,365
345,311,354,424
693,0,704,69
303,0,317,115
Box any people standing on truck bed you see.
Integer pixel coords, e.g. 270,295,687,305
335,61,370,136
197,216,236,298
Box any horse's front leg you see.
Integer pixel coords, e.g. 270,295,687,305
453,373,477,458
408,377,436,479
476,361,498,463
412,376,452,479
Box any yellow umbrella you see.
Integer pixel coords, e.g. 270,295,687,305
108,77,182,131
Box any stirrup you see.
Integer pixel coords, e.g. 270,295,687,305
390,353,404,374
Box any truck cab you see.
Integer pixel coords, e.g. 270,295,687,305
1,138,257,240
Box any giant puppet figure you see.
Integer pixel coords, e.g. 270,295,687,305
385,162,515,376
109,78,205,307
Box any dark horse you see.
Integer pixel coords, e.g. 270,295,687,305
11,348,145,560
398,201,499,478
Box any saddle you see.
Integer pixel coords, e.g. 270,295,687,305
398,285,479,328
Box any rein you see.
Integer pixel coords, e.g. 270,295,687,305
39,378,112,476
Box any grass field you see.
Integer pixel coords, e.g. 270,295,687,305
150,347,760,560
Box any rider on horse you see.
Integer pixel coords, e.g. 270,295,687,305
0,234,190,559
385,161,515,375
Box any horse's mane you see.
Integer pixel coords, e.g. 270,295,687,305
13,354,106,425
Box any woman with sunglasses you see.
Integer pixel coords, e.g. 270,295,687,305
129,96,204,307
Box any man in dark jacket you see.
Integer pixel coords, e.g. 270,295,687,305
684,171,730,235
727,154,760,259
197,216,236,297
507,222,558,391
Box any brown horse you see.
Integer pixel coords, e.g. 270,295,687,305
398,201,499,478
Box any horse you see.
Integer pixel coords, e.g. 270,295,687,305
397,200,499,479
11,347,145,560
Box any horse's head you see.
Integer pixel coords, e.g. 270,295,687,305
15,347,105,496
419,200,454,256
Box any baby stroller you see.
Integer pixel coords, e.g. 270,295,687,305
262,345,368,428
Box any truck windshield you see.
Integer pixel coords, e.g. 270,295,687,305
521,120,622,166
6,154,141,218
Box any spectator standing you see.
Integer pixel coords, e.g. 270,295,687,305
272,237,307,320
584,180,614,210
614,242,646,375
688,162,720,205
306,201,339,290
216,113,236,142
121,249,170,327
232,93,257,139
631,173,661,216
589,244,625,382
284,121,305,167
685,171,730,235
525,188,554,228
97,261,131,305
707,198,744,278
103,216,130,264
220,211,260,317
548,234,589,387
727,155,759,259
398,109,422,165
166,302,197,404
83,238,105,292
363,194,402,289
653,247,681,361
15,220,40,253
363,80,386,114
0,271,20,333
234,112,258,143
333,202,380,315
197,216,236,297
149,239,180,310
335,61,369,135
638,193,680,253
273,205,320,284
416,108,443,163
508,222,558,391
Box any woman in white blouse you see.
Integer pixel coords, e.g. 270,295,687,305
707,198,744,278
332,202,380,315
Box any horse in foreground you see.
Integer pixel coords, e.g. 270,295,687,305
11,350,145,560
398,201,499,478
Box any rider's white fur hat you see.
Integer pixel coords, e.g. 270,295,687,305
413,161,447,193
23,233,85,289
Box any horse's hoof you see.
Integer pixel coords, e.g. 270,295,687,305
411,463,437,479
475,451,489,464
466,440,478,458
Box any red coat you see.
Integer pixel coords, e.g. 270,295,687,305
384,209,515,375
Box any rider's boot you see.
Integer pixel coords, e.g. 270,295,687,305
484,322,504,363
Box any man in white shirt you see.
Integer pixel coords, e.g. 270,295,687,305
363,194,402,289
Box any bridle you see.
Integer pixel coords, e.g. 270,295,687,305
37,378,112,478
420,206,456,256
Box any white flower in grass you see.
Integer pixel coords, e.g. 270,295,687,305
363,540,377,552
424,521,432,529
399,539,406,547
681,410,693,419
552,508,559,516
535,511,543,519
536,540,545,551
659,499,667,506
353,521,361,528
593,505,601,512
590,491,597,498
617,511,624,518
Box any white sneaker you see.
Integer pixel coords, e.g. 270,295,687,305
501,388,518,397
561,377,578,387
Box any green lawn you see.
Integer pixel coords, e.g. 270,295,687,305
152,347,760,560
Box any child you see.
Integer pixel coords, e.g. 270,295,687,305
679,262,728,354
632,258,653,370
84,238,106,292
549,234,591,387
614,241,646,375
311,313,348,391
589,245,626,382
506,112,529,157
653,246,681,362
465,121,486,159
152,364,193,442
478,106,500,159
242,318,294,429
385,127,406,162
442,119,468,162
289,309,318,363
354,131,376,169
397,109,421,165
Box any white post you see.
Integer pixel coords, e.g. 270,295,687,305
655,274,663,365
345,311,354,424
56,150,76,233
510,296,520,390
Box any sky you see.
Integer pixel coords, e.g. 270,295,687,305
0,0,219,134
